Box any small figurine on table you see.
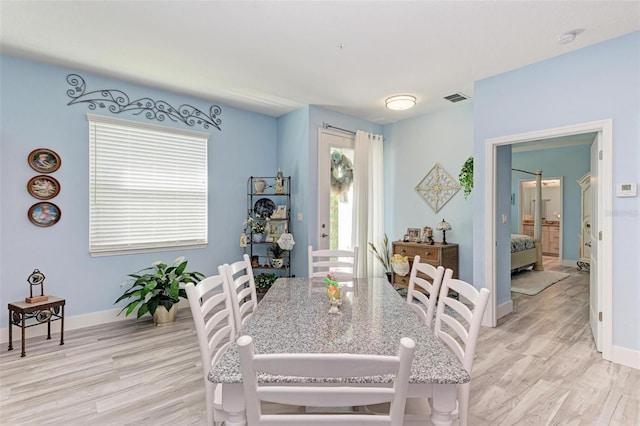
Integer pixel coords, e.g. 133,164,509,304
324,274,341,314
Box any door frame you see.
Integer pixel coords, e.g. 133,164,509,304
483,119,612,361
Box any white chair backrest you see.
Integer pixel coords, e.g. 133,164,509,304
238,335,415,426
308,245,358,281
406,255,445,329
222,253,258,331
434,269,490,373
433,269,490,426
184,267,236,426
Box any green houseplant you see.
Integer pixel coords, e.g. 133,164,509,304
255,272,277,294
459,156,474,199
245,216,267,242
115,256,204,324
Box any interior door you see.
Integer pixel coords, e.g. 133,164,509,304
317,129,355,250
589,136,602,351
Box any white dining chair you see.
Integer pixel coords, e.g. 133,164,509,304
222,253,259,331
237,334,415,425
429,269,490,426
405,255,445,329
308,245,358,281
184,268,237,426
366,269,490,425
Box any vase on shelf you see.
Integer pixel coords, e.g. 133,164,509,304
252,233,264,243
254,178,266,194
272,258,283,268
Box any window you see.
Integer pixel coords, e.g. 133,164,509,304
87,114,208,256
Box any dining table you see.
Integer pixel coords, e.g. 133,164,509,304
209,276,470,426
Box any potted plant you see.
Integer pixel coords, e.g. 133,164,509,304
245,216,267,242
115,256,204,325
254,272,277,295
459,156,474,199
267,243,285,268
368,234,392,283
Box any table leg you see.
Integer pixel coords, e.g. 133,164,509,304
221,383,247,426
430,383,457,426
47,315,52,340
60,305,65,346
20,312,26,357
8,309,13,351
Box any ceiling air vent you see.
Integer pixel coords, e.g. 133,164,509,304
443,92,469,103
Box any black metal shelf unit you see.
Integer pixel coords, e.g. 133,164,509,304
245,176,292,277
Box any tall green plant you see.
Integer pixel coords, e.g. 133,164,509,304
115,257,204,318
459,156,474,199
368,234,392,273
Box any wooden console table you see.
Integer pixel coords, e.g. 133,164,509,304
391,241,458,287
7,296,65,357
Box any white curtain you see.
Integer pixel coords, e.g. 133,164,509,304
352,130,385,278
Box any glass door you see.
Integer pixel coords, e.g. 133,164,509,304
317,129,355,251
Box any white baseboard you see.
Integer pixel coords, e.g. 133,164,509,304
0,299,190,344
497,299,513,319
612,345,640,370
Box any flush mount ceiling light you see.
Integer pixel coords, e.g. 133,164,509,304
558,29,585,44
385,95,416,111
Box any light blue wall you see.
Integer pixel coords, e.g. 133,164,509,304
277,106,310,277
383,103,474,281
510,145,591,261
0,55,278,327
473,32,640,350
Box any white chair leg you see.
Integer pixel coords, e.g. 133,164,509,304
458,382,470,426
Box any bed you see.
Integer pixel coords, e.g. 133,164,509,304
511,234,537,272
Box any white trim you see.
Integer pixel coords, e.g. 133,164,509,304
483,119,613,363
86,113,210,139
0,299,190,344
612,346,640,370
496,299,513,320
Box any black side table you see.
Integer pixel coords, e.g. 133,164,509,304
8,296,65,357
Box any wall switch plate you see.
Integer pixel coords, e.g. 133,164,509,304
297,212,303,221
616,183,637,197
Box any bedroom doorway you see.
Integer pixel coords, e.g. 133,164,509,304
484,119,613,362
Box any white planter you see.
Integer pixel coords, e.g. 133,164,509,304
254,179,266,194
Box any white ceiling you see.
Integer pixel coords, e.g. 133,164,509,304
1,1,638,124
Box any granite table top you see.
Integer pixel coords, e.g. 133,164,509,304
209,276,470,385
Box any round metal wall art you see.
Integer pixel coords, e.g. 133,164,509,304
28,202,61,227
27,175,60,200
28,148,61,173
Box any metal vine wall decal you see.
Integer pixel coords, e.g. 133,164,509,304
66,74,222,130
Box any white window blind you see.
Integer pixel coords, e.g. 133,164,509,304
87,114,208,256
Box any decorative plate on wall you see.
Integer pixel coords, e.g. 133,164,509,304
27,175,60,200
415,163,461,213
28,202,61,227
254,198,276,218
28,148,61,173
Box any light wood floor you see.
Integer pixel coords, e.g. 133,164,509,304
1,262,638,425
